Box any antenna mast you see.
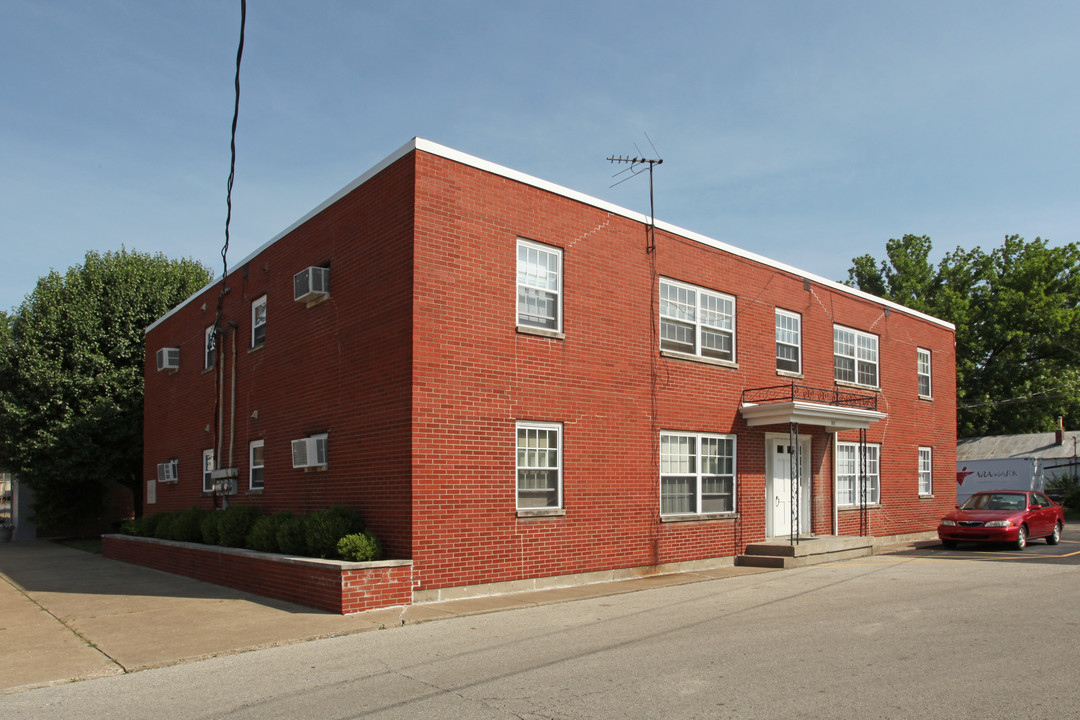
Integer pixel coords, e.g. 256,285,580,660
607,138,663,252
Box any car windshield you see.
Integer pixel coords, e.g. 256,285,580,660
961,493,1026,511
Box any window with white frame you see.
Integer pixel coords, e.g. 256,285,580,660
660,278,736,362
836,442,880,506
250,440,264,490
517,239,562,332
660,432,736,516
917,348,932,397
202,449,215,493
204,325,216,370
776,309,801,373
834,325,878,387
516,422,562,509
252,295,267,347
919,446,932,495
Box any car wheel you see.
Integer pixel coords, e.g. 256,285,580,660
1047,523,1062,546
941,539,957,549
1015,525,1027,550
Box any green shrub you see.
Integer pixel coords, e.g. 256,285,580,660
216,505,262,547
1047,474,1080,515
305,506,365,559
276,515,308,556
200,511,221,545
153,514,175,539
168,507,207,543
246,511,293,553
336,531,382,562
140,512,169,538
118,518,140,536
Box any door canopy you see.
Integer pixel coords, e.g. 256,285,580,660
740,383,886,432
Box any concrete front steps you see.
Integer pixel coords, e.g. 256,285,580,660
735,535,874,569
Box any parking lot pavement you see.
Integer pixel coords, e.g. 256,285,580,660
891,523,1080,564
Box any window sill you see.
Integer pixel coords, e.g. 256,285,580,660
838,503,881,511
246,488,264,495
248,343,265,354
660,350,738,370
660,512,739,523
777,370,803,379
919,493,934,499
516,508,565,518
516,325,565,340
834,380,879,392
918,395,933,401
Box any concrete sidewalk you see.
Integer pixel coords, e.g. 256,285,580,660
0,540,779,695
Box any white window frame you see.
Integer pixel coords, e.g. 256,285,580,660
252,295,267,347
918,446,933,496
202,449,215,493
835,442,880,506
917,347,932,398
250,439,265,490
516,239,562,333
834,325,878,388
659,278,736,363
204,325,216,370
659,431,737,516
775,309,802,374
516,421,562,510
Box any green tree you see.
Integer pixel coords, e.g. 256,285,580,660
0,249,211,532
848,235,1080,437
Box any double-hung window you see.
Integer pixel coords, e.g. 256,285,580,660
660,432,736,516
516,422,562,509
250,440,265,490
660,279,735,362
202,449,215,493
917,348,932,398
204,325,216,370
517,239,562,332
252,296,267,347
918,447,933,496
775,309,801,373
836,442,880,506
834,325,878,387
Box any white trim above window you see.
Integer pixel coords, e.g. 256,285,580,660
660,431,736,516
516,421,562,510
919,446,933,496
836,442,880,506
917,347,932,398
252,295,267,347
834,325,878,388
775,309,801,374
250,439,265,490
660,278,736,363
517,239,562,333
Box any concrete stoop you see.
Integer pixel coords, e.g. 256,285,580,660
735,535,874,569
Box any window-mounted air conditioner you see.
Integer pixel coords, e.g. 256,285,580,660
156,347,180,372
292,434,328,469
157,459,179,483
294,266,330,304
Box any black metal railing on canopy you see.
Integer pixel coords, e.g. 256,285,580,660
740,382,878,411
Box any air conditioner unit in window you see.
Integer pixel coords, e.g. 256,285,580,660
294,266,330,304
291,434,328,469
156,347,180,372
157,459,179,483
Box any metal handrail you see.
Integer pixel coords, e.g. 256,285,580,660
740,382,878,411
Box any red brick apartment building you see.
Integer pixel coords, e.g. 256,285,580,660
141,138,956,601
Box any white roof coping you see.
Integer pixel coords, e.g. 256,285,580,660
147,138,955,333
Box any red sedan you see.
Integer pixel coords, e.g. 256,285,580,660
938,490,1065,550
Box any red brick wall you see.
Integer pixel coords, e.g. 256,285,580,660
143,154,417,559
103,535,412,614
409,151,956,591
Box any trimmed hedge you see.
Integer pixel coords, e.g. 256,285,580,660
122,505,379,561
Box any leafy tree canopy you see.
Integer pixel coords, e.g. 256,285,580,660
0,249,212,531
848,234,1080,438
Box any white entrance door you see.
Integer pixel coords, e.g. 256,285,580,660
766,436,811,537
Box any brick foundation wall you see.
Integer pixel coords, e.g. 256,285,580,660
103,535,413,615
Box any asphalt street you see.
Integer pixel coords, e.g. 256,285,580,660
5,529,1079,720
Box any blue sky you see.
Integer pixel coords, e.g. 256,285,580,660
3,1,1079,313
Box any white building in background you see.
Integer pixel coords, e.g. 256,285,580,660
956,419,1080,503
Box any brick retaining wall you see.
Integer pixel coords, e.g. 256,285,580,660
102,535,413,614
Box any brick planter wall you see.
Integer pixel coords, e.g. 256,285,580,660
102,535,413,614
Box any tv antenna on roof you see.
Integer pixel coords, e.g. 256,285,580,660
607,133,663,253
